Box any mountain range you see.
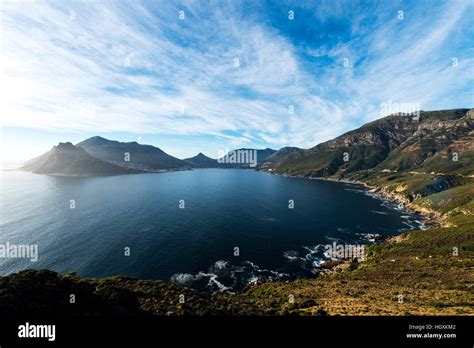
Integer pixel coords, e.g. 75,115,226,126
266,108,473,178
20,108,473,179
76,136,189,171
20,137,280,175
20,142,135,176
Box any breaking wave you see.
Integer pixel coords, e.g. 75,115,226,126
170,259,290,293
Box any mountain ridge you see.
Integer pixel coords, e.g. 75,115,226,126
20,142,134,176
19,108,473,178
76,137,188,171
184,152,218,168
266,108,473,178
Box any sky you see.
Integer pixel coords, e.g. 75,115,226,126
1,0,473,165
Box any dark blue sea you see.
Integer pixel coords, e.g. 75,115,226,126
0,169,424,292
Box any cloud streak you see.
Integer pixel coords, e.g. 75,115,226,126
1,0,473,154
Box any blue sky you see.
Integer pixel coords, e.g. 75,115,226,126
1,0,473,164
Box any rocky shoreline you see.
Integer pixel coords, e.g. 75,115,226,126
254,170,448,277
268,171,446,228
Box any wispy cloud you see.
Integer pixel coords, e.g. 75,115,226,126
1,0,473,156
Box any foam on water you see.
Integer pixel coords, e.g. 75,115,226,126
170,259,290,292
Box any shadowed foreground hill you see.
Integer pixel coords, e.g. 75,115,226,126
0,269,267,319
